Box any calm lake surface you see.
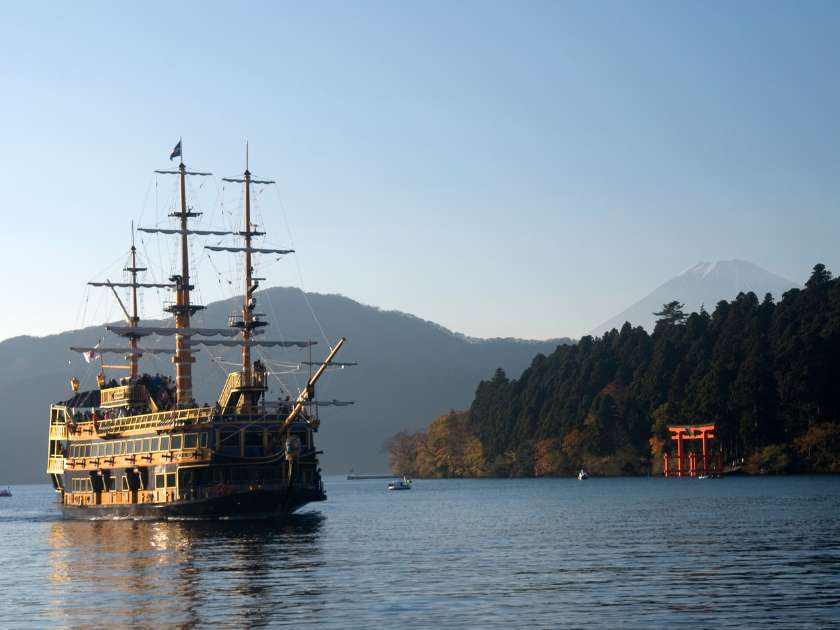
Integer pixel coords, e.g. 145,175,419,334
1,476,839,628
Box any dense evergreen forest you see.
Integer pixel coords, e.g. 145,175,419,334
387,264,840,477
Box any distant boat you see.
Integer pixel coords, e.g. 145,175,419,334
0,487,11,497
697,474,711,480
388,476,412,491
577,469,589,480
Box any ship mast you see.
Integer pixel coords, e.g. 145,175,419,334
242,142,254,381
141,142,213,407
172,156,195,406
126,224,142,380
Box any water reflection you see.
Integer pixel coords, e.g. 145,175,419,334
47,514,325,627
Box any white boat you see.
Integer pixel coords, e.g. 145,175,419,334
388,476,412,491
577,469,589,480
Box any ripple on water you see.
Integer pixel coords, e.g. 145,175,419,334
0,477,839,627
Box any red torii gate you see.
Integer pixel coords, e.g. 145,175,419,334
663,424,721,477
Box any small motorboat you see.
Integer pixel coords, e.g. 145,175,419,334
0,487,11,497
577,469,589,480
697,474,711,480
388,476,412,491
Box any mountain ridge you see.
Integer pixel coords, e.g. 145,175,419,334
590,259,799,336
0,286,570,483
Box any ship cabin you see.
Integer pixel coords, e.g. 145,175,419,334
47,370,323,509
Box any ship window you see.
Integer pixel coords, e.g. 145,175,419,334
73,478,93,492
142,439,151,452
171,435,183,450
245,431,263,447
199,433,208,448
121,475,129,490
83,445,90,458
114,442,123,455
185,434,198,449
155,474,165,488
105,443,113,456
107,476,116,491
150,437,159,452
160,436,170,451
166,473,176,487
126,440,134,454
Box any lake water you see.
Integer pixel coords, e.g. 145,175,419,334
1,476,839,628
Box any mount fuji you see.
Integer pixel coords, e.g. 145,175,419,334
590,260,799,336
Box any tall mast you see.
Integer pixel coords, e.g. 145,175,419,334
145,143,211,406
242,142,253,380
173,156,195,406
128,224,140,380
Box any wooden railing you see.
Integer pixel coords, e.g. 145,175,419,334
47,456,65,474
68,406,214,439
49,424,67,440
100,384,149,408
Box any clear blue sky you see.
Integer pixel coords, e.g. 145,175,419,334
1,1,838,341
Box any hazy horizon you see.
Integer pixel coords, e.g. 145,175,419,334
1,2,838,342
0,257,802,346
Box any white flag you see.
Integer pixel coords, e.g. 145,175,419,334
83,342,100,364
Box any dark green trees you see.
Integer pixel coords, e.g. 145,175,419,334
392,264,840,476
466,264,840,475
653,300,687,326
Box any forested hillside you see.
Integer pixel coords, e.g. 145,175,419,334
388,265,840,477
0,288,567,483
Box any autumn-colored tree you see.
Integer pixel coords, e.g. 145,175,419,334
385,430,421,476
533,438,565,476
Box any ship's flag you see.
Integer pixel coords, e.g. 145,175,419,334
169,139,182,161
83,342,100,364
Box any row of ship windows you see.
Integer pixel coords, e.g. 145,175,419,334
70,473,176,492
68,433,209,459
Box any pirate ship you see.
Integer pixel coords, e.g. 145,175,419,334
46,143,350,518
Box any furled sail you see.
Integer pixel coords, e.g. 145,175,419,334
88,281,176,289
154,169,212,176
221,177,275,185
69,346,180,355
138,228,240,237
195,339,315,348
310,400,355,407
107,325,246,338
300,361,358,367
205,246,294,255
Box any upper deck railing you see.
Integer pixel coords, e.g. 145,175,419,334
100,384,151,409
68,406,214,439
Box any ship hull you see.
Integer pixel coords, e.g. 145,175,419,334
59,487,326,520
